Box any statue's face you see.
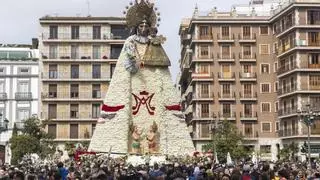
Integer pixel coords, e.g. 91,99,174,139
137,21,150,37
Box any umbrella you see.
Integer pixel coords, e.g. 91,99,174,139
226,152,232,166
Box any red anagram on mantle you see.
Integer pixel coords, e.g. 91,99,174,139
132,91,155,115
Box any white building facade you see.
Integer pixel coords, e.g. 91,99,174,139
0,45,39,163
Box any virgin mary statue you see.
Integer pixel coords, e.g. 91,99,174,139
89,0,194,155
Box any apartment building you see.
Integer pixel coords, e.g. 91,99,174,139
38,16,128,146
179,0,320,161
0,43,39,163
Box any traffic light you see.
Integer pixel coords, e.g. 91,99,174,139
301,141,308,153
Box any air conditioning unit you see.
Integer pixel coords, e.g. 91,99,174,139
243,73,250,78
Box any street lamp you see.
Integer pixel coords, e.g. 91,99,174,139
297,103,320,169
211,113,218,163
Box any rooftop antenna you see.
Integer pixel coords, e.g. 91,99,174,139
86,0,91,16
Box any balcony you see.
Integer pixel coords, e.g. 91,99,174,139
190,54,214,65
193,113,214,121
277,85,297,96
217,33,235,43
217,53,235,63
191,72,214,84
278,106,298,117
41,53,113,62
15,92,32,100
240,112,258,121
218,92,236,101
241,131,259,140
217,72,235,81
42,72,110,82
239,72,257,81
278,129,299,138
277,39,320,58
218,111,236,120
239,92,257,101
42,111,97,121
192,93,214,102
238,33,257,43
191,35,214,44
277,63,298,75
239,53,257,62
0,93,7,100
41,32,126,43
41,91,104,101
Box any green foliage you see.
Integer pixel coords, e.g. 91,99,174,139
9,117,56,164
202,120,250,163
279,142,299,161
12,123,18,136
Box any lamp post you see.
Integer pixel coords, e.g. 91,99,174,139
297,103,320,169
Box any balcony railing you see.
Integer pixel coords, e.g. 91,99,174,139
239,72,257,79
15,92,32,100
218,92,236,99
195,35,213,40
278,129,299,137
277,85,297,95
217,33,235,40
191,72,214,79
241,131,259,139
239,92,257,99
42,72,109,80
217,52,236,60
42,91,104,99
218,111,236,119
239,53,257,60
193,92,214,99
0,93,7,100
278,106,298,116
43,111,98,120
238,33,257,40
42,32,128,40
41,53,110,60
218,72,235,79
240,111,258,118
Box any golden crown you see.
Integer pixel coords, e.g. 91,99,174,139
124,0,161,28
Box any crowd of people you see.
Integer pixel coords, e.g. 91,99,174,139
1,152,320,180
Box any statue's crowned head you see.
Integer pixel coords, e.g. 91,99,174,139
124,0,160,35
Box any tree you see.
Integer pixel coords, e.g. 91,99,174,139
279,142,299,161
9,117,56,164
202,120,250,163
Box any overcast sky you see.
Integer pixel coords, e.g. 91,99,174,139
0,0,249,81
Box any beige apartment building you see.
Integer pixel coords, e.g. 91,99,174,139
38,16,128,145
179,0,320,161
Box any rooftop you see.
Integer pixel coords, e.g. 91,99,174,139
39,16,125,21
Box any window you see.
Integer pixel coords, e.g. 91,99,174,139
49,45,57,59
308,10,320,25
275,101,279,112
262,122,271,132
200,84,209,97
110,44,123,59
201,104,209,118
49,64,58,79
48,124,57,138
200,123,210,138
18,81,29,93
0,68,5,75
273,42,278,53
310,75,320,90
70,124,79,139
308,32,319,45
70,84,79,98
18,68,30,74
199,64,209,74
17,109,30,122
199,26,209,38
244,103,252,116
0,81,4,93
261,102,271,112
310,96,320,108
221,45,230,59
222,103,231,116
260,26,269,35
261,83,270,93
259,44,270,55
261,64,270,74
71,45,79,59
48,104,57,119
243,83,252,96
71,65,79,79
70,104,79,118
199,45,209,58
221,26,230,38
244,123,253,136
48,84,57,98
92,45,101,59
92,124,96,136
92,104,100,118
243,64,252,73
49,25,58,39
242,26,251,38
222,83,231,96
276,122,279,131
243,45,251,58
260,145,271,153
92,84,101,98
71,26,79,39
92,64,101,78
93,26,101,39
309,53,320,68
110,64,116,78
